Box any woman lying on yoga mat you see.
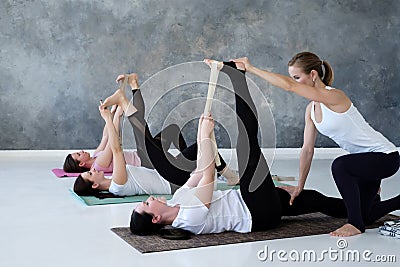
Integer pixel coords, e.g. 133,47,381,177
233,53,399,237
64,125,185,173
63,104,142,173
63,101,187,173
73,73,238,197
65,73,237,183
130,60,400,236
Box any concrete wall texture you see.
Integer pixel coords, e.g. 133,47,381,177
1,0,399,150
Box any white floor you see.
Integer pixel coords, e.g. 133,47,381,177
0,149,399,267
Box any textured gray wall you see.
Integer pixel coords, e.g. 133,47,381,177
1,0,399,149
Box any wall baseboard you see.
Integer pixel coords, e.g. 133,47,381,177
0,147,379,160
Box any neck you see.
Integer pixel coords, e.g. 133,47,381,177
314,79,326,89
99,179,112,191
84,157,96,169
161,206,180,225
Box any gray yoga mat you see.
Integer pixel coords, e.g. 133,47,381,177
111,213,399,253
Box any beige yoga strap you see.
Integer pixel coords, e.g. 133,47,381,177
120,75,137,117
204,61,221,166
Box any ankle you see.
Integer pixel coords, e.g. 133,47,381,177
130,82,139,90
222,61,246,74
127,73,139,89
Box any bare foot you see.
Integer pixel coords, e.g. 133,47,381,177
116,73,140,90
203,59,246,72
101,89,128,108
330,223,362,237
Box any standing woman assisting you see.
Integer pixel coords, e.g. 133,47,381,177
234,52,399,237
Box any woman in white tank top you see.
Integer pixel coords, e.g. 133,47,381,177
233,52,399,237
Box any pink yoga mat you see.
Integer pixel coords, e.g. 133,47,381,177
52,168,112,178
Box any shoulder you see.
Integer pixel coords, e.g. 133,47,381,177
323,85,349,99
322,87,352,112
326,86,347,98
108,180,124,195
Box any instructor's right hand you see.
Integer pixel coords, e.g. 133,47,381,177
233,57,253,71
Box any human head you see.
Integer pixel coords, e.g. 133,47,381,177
130,210,163,235
288,52,334,86
73,175,99,196
73,169,105,196
130,196,169,235
63,151,91,172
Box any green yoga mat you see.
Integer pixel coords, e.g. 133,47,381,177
70,189,173,206
70,181,289,206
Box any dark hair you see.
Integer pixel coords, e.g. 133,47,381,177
63,154,89,173
288,52,334,86
73,175,123,199
130,210,192,239
73,175,99,196
130,210,163,235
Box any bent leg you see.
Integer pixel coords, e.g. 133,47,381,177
366,194,400,224
126,89,154,168
153,124,187,152
128,90,229,185
331,152,400,234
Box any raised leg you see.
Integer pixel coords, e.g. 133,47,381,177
221,61,282,231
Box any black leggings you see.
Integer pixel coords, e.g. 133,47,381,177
223,62,400,231
332,151,400,232
127,90,227,186
223,63,282,231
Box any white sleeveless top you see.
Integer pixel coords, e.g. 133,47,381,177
310,86,397,154
108,165,171,196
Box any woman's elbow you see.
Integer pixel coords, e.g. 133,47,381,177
301,146,314,155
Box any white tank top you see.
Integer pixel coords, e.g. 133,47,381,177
310,87,397,154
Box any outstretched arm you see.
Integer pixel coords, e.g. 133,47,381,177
98,105,127,185
93,105,124,170
93,105,118,155
93,123,109,155
195,114,216,209
183,114,216,209
233,57,348,107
